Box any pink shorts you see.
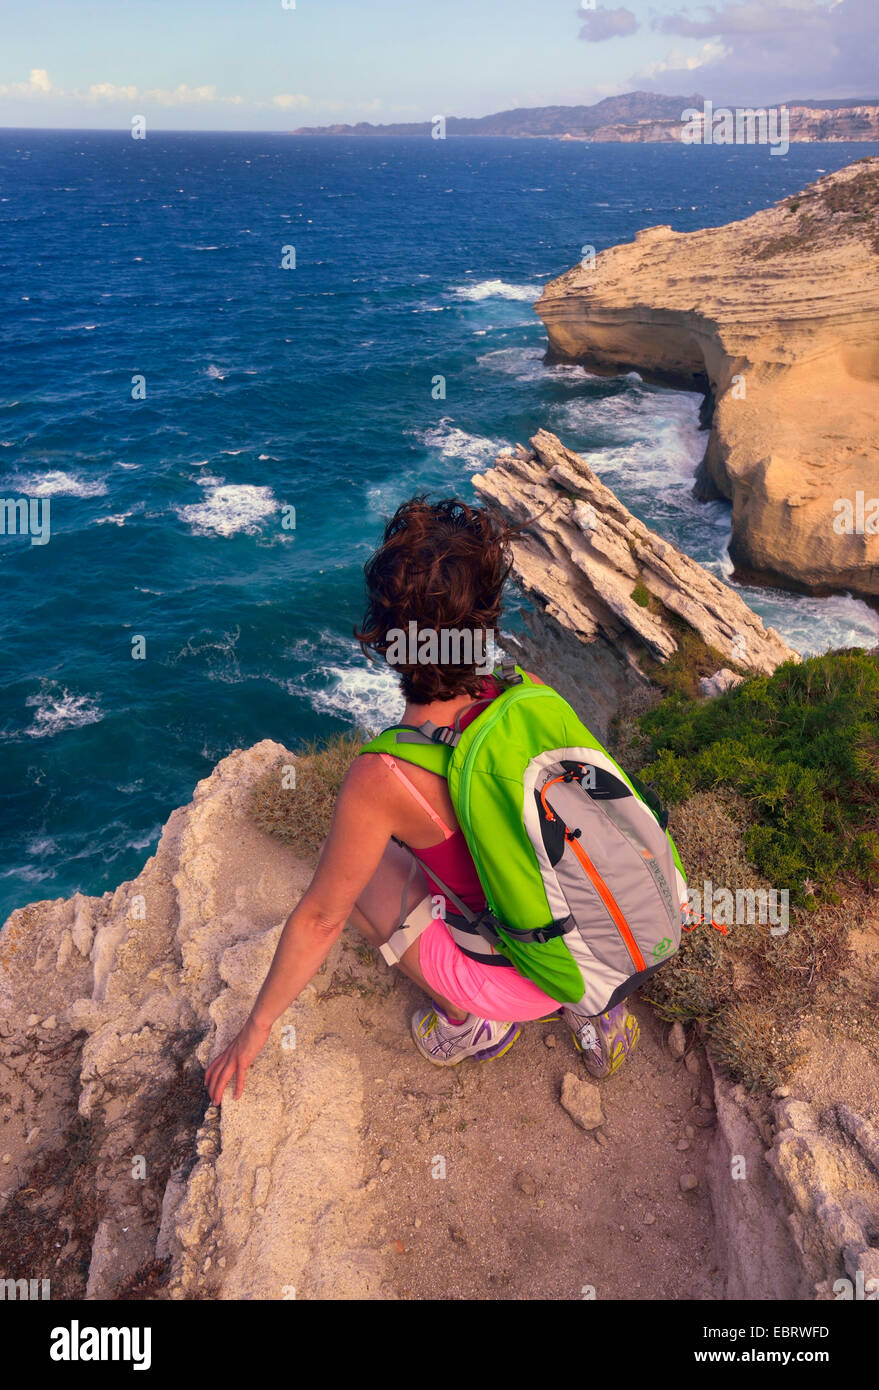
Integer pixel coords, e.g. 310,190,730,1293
418,918,562,1022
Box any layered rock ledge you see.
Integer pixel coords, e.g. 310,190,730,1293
0,742,382,1301
533,159,879,598
473,429,797,729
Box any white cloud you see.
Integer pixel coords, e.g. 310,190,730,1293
142,84,220,106
88,82,139,102
0,68,245,107
639,40,730,78
0,67,56,97
632,0,878,103
272,93,310,109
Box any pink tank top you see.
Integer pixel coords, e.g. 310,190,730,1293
379,677,499,914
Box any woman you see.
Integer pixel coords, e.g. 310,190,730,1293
206,496,639,1106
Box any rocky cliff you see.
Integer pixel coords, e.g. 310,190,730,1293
0,742,383,1300
534,160,879,598
3,738,876,1301
566,103,879,144
472,429,797,731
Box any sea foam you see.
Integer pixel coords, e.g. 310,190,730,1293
451,279,542,302
24,687,103,740
177,483,279,538
12,470,108,498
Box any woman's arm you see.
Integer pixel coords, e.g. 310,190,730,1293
205,757,392,1104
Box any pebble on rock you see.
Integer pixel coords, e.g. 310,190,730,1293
515,1171,537,1196
543,1034,557,1049
679,1173,699,1192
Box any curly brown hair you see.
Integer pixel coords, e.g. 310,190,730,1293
354,495,514,704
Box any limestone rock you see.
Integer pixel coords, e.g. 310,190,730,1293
699,669,744,698
533,159,879,598
667,1022,686,1058
836,1104,879,1177
0,740,381,1301
473,430,797,685
560,1072,603,1131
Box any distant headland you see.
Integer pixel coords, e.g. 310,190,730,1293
292,91,879,143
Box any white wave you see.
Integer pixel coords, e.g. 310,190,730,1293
26,835,59,857
13,470,108,498
0,863,52,887
24,686,103,739
476,346,585,383
550,386,704,489
717,577,879,659
177,483,279,537
294,662,403,736
205,364,226,380
126,825,163,851
114,460,140,470
95,512,131,526
59,323,99,331
450,278,543,302
416,418,508,472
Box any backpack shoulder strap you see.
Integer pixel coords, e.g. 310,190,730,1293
359,725,452,777
359,663,530,770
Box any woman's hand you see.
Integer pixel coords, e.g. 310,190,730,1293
205,1015,272,1105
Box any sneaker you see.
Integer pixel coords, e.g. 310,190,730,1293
562,1002,640,1079
411,1005,521,1067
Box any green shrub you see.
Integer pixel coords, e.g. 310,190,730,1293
637,649,879,902
631,581,651,607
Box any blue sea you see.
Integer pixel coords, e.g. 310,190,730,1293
2,130,878,923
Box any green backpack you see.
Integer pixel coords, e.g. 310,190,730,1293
360,662,688,1012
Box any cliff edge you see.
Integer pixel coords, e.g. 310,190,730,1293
534,158,879,598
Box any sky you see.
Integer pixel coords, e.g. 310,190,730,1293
0,0,875,131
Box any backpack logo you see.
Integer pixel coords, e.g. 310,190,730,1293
652,937,673,960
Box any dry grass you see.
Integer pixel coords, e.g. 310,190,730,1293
757,160,879,258
642,789,864,1091
249,732,363,858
